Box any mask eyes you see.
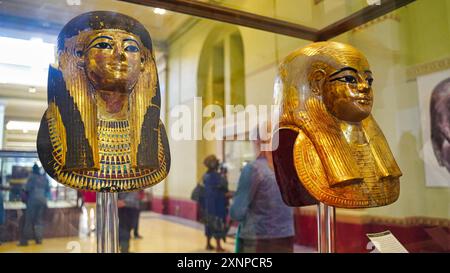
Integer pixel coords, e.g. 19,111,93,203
330,75,374,87
125,45,140,53
89,40,140,53
336,75,357,84
93,42,113,49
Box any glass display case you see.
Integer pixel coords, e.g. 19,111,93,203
0,151,79,244
0,151,78,204
0,0,448,253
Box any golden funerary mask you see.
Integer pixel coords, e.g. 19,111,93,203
37,11,171,192
272,42,402,208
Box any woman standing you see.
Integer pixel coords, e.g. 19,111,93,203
202,155,228,252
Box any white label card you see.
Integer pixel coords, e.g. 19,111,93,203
366,230,408,253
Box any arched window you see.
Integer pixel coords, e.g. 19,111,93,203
197,26,245,176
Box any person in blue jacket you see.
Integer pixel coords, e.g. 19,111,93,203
18,164,50,246
230,122,295,253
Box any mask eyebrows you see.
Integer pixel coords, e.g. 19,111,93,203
329,66,358,78
123,38,139,45
86,35,113,49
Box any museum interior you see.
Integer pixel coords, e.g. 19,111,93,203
0,0,448,253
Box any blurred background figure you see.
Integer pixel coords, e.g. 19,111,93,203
18,163,50,246
230,121,295,253
8,166,30,202
81,190,96,236
202,155,229,252
117,191,140,253
0,179,10,246
191,177,206,224
131,190,145,239
219,162,233,243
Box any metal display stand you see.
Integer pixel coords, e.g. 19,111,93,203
317,203,336,253
96,192,119,253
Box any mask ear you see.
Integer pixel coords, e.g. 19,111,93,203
140,56,145,72
75,47,85,68
309,69,327,96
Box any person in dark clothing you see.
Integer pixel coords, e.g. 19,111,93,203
118,191,140,253
0,182,10,245
131,190,144,239
18,164,50,246
202,155,228,252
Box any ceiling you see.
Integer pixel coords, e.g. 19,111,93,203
0,0,191,43
0,0,415,150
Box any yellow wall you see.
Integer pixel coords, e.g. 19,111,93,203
336,0,450,219
163,0,449,219
164,20,214,199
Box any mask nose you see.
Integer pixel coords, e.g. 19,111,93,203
357,75,370,93
120,51,127,62
113,45,127,63
358,83,370,92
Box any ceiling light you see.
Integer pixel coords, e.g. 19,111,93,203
153,8,167,15
6,121,40,132
66,0,81,5
0,36,55,87
0,36,55,68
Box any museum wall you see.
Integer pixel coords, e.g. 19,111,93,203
336,0,450,219
160,0,449,222
162,21,310,201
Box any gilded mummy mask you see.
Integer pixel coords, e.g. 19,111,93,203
37,11,170,192
272,42,402,208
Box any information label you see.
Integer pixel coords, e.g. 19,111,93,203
366,230,408,253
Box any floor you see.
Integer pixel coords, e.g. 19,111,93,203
0,212,315,253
